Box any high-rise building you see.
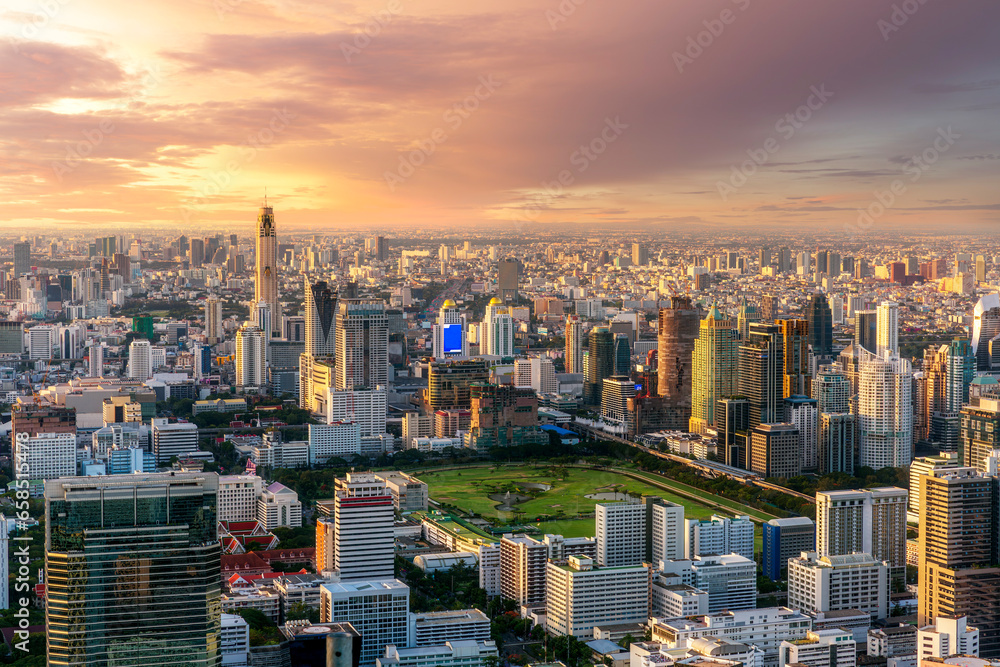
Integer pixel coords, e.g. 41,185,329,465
204,295,222,344
690,305,738,434
648,498,685,564
816,487,908,579
960,399,1000,470
319,579,409,666
812,364,850,413
483,298,514,357
762,517,815,581
426,359,490,411
88,341,105,378
918,467,1000,657
433,300,468,359
497,258,519,303
332,472,395,581
858,348,913,469
786,396,818,471
254,201,280,335
127,339,152,379
684,514,755,561
972,293,1000,372
738,323,784,429
750,422,801,478
655,297,701,429
855,310,878,354
787,551,889,620
565,314,583,374
304,279,338,357
631,243,649,267
254,300,272,364
908,452,961,516
584,326,614,405
716,397,750,468
45,473,222,666
735,297,761,340
235,323,266,389
613,332,631,375
14,432,76,482
13,241,31,278
807,293,833,357
876,301,899,356
500,534,548,606
596,501,647,567
778,319,810,398
335,299,388,390
819,412,855,475
545,556,650,638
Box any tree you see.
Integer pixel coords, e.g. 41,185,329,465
285,602,321,623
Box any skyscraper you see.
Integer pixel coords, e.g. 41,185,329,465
127,339,152,379
300,279,338,411
432,300,468,359
565,314,583,374
735,297,760,340
45,473,222,666
655,297,701,429
812,364,850,413
204,295,221,345
972,293,1000,371
235,323,266,389
498,258,519,303
806,293,833,357
777,319,810,398
855,310,878,354
613,332,631,376
13,241,30,278
483,298,514,357
690,305,738,434
333,472,395,581
254,300,272,364
596,501,647,567
876,301,899,356
858,348,913,469
819,412,855,475
738,322,784,429
254,201,280,335
816,487,908,581
584,326,614,405
335,298,388,390
918,467,1000,658
631,243,648,266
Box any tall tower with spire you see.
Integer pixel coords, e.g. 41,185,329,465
254,199,280,334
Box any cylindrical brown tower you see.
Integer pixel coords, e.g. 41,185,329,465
656,296,701,429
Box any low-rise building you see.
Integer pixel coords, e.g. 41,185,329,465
762,517,815,581
650,582,710,619
779,629,856,667
376,471,429,513
918,617,979,666
257,481,303,530
408,609,491,647
377,640,499,667
869,625,918,658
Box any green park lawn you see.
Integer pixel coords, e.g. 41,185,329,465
419,465,719,537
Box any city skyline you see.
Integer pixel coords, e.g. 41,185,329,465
1,0,999,232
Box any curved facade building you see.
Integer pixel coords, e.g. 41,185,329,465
972,293,1000,371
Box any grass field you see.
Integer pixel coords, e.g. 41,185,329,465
419,465,720,538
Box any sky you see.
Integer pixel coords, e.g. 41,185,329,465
1,0,999,234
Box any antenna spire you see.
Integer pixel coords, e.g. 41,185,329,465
264,186,268,207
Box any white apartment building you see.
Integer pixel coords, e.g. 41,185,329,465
513,357,558,394
15,432,76,481
408,609,491,647
857,348,912,469
320,579,410,667
918,617,979,666
690,554,757,613
309,421,361,464
403,413,433,448
650,607,812,667
151,419,199,463
684,514,755,561
787,552,889,620
326,388,388,437
377,640,498,667
779,629,856,667
218,474,264,523
256,481,303,529
541,534,598,561
477,543,501,597
596,501,647,567
815,487,908,572
499,534,547,606
545,556,650,638
221,613,250,667
334,473,395,582
651,500,686,564
650,581,709,618
127,339,152,379
235,323,266,389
